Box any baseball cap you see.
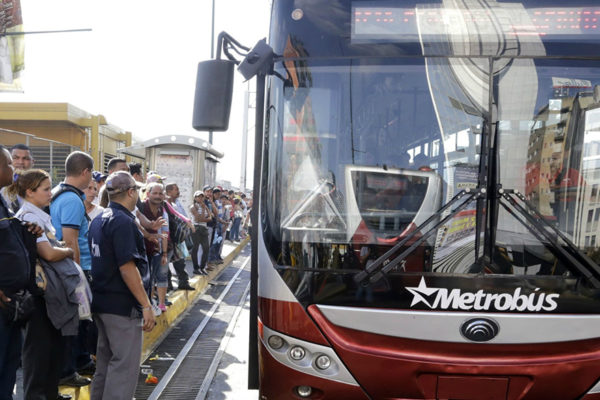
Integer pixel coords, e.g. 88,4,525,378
202,185,212,191
92,171,107,183
146,173,166,184
194,190,204,197
212,186,221,193
105,171,138,195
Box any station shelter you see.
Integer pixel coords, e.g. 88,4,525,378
119,134,224,212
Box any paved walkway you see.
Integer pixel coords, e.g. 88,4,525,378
206,295,259,399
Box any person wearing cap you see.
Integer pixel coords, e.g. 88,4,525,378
230,197,243,242
92,171,107,185
207,186,227,265
146,173,165,184
202,186,216,264
89,171,155,400
98,158,129,208
221,193,232,242
189,191,212,275
99,164,166,246
91,171,107,206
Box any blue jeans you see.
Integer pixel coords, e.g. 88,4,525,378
0,312,22,400
230,217,242,241
208,223,223,261
150,254,168,288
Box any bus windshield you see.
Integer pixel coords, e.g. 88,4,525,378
263,55,600,281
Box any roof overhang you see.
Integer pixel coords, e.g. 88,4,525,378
0,102,94,127
120,134,224,159
118,146,146,159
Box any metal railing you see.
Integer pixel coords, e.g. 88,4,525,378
0,127,79,184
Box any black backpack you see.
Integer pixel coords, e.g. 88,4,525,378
165,204,191,244
44,184,90,222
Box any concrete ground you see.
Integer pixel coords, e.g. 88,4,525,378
206,295,259,400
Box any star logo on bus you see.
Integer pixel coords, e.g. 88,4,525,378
406,278,440,308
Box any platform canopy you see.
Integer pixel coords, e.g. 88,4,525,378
119,134,224,159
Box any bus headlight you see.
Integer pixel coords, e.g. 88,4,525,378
267,335,284,350
290,346,306,360
315,354,331,370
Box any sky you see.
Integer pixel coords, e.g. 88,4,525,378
0,0,271,189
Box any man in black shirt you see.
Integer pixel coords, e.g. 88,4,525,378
89,171,155,400
0,145,41,400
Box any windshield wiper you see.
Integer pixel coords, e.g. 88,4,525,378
499,189,600,288
354,188,485,286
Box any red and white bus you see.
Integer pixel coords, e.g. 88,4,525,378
193,0,600,398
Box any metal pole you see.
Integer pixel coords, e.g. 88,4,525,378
211,0,215,59
248,73,265,390
209,0,216,145
240,89,249,190
49,142,53,178
1,28,92,37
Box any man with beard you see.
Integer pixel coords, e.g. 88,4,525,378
140,183,170,314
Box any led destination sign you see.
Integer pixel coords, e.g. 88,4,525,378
352,4,600,42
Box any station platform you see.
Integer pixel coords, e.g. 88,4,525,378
14,236,250,400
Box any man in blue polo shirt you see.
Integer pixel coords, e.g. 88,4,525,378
50,151,95,387
51,151,93,274
89,171,155,400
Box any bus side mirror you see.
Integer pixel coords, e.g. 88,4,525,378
238,39,273,81
192,59,235,131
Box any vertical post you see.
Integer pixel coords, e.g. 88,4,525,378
90,116,100,170
49,142,53,179
209,0,216,145
248,73,265,390
240,88,250,190
210,0,215,59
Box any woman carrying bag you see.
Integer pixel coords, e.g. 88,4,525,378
9,169,76,400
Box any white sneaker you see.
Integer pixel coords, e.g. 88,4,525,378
152,303,162,317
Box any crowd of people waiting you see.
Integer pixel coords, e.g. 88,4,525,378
0,144,251,400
